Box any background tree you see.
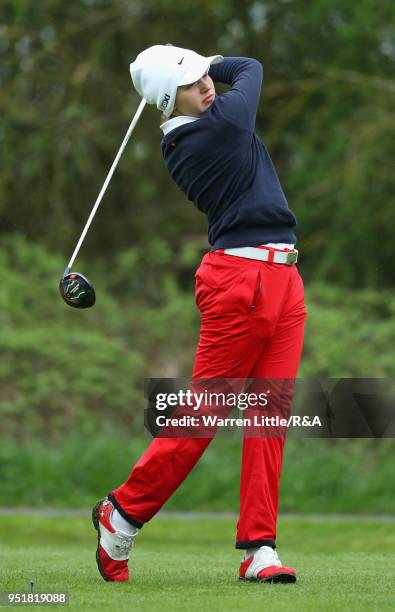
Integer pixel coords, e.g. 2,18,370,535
1,0,394,287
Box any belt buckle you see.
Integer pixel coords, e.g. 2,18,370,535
285,251,298,265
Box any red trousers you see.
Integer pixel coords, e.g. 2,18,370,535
110,248,307,548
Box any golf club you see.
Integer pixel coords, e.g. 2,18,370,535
59,97,147,308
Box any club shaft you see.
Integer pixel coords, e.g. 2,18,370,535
66,97,147,272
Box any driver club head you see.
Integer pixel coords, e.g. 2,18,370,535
59,271,96,309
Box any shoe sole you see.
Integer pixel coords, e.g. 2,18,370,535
239,573,296,584
92,498,110,582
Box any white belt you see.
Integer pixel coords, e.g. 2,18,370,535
223,246,298,265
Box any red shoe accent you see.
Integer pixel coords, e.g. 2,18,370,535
97,544,129,582
257,565,296,583
97,500,116,534
239,555,296,583
92,498,130,582
239,556,253,578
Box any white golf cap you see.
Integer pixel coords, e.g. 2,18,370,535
130,44,223,119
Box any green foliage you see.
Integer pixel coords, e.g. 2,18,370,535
0,235,198,440
1,0,394,527
0,434,147,507
1,434,394,514
0,238,393,513
1,0,394,287
281,439,395,514
0,236,394,443
299,282,395,377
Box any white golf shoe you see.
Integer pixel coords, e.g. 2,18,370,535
239,545,296,583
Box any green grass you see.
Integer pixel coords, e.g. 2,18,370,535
0,516,394,611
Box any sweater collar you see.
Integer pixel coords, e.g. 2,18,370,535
160,115,199,136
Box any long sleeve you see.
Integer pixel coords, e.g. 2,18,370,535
161,54,296,251
208,57,264,132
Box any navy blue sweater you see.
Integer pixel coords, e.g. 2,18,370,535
160,57,297,249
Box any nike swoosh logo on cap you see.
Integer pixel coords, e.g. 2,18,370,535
178,57,184,65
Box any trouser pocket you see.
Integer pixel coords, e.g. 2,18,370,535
250,269,262,311
195,259,262,316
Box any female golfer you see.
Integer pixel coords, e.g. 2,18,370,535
92,44,307,584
